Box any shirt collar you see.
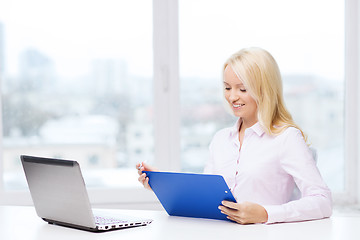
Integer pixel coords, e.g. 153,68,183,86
229,118,266,137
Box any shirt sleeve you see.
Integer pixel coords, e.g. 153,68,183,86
203,137,215,174
263,128,332,224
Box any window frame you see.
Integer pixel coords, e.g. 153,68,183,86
338,0,360,205
0,0,180,207
0,0,358,207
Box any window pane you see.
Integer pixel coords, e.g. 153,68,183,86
0,0,153,189
179,0,344,192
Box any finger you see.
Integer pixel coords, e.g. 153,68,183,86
219,205,239,217
138,173,146,183
142,162,159,172
222,200,240,210
142,162,151,170
138,173,152,190
137,166,144,175
144,176,152,190
136,163,145,175
226,215,243,224
225,212,250,225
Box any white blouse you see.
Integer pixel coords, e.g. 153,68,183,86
204,119,332,223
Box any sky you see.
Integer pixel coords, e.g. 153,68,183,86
0,0,344,81
0,0,153,77
179,0,344,81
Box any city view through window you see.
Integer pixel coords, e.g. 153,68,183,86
0,0,154,189
179,0,344,192
0,0,344,193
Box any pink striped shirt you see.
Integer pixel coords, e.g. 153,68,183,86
204,119,332,223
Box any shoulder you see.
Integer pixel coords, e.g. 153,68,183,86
208,124,237,150
277,126,304,142
211,127,233,142
276,127,311,160
271,126,308,154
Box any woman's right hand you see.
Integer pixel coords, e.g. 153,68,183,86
136,162,158,190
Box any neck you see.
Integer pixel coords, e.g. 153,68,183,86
239,118,257,133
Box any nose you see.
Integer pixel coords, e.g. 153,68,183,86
228,89,240,102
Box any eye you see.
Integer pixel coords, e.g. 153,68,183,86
240,88,247,92
224,86,231,91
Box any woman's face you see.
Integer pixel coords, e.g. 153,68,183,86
223,65,258,126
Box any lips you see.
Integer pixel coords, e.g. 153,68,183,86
232,103,245,109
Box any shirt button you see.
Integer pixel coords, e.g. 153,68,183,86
236,171,238,175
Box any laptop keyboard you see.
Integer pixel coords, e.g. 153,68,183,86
94,215,128,225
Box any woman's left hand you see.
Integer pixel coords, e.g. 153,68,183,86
219,201,268,224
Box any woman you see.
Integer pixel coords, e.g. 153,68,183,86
137,47,332,224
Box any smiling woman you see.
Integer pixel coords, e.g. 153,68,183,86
179,0,345,196
204,48,332,224
0,0,355,210
138,47,333,224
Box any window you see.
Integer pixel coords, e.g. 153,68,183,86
0,0,153,195
0,0,358,206
179,0,345,193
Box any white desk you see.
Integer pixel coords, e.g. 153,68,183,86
1,206,360,240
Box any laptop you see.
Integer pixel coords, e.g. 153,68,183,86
21,155,153,232
143,171,237,221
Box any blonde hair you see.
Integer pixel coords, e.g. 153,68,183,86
223,47,307,141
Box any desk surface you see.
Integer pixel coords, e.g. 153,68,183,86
1,206,360,240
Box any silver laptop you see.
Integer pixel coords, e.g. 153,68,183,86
21,155,153,232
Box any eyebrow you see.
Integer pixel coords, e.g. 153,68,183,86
223,81,245,87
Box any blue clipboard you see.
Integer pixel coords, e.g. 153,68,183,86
143,171,237,221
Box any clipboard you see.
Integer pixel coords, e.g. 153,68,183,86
143,171,237,221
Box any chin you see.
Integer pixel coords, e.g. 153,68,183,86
232,113,243,118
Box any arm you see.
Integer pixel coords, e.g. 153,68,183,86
203,142,215,174
220,128,332,224
264,129,332,223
